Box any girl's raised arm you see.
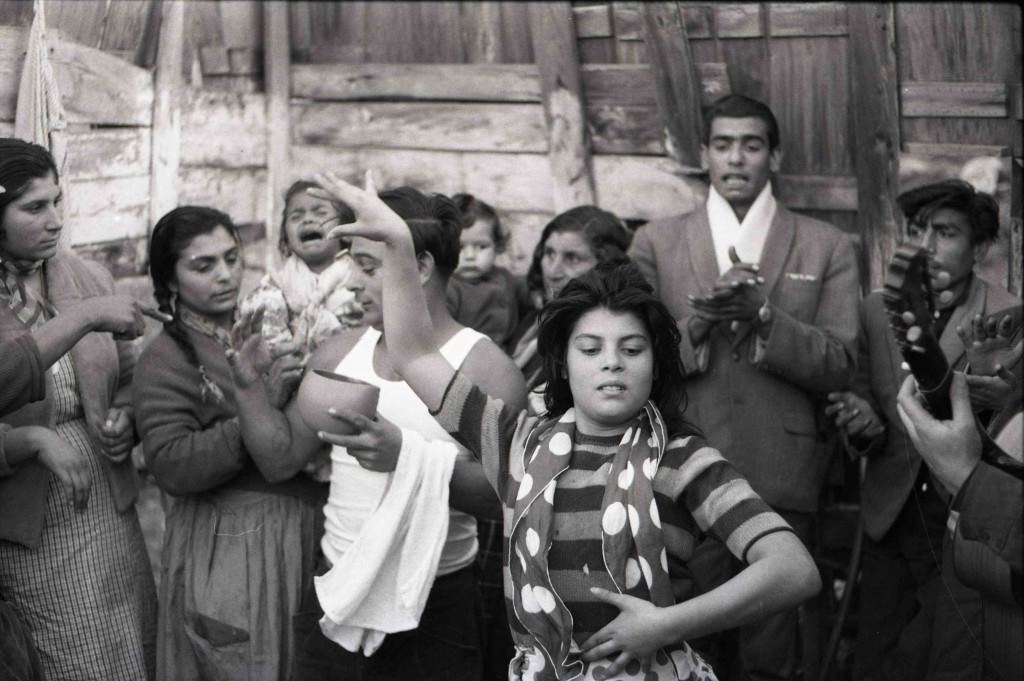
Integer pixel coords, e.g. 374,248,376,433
315,171,456,410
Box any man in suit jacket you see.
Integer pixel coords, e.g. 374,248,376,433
828,180,1020,681
629,94,860,681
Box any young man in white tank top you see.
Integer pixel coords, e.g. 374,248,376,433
233,186,527,681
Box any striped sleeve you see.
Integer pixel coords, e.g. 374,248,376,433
658,435,793,562
432,369,527,502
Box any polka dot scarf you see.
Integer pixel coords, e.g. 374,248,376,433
508,402,674,680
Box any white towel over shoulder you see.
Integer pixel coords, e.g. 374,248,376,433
314,427,457,655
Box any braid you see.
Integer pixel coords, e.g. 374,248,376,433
152,283,200,368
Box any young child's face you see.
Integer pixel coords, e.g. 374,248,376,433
566,307,654,436
285,192,342,270
455,219,497,281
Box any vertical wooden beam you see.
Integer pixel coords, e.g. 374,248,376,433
848,3,902,291
462,1,503,63
264,0,290,270
527,2,596,211
640,2,705,170
148,0,184,257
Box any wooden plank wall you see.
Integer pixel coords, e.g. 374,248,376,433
0,1,1019,289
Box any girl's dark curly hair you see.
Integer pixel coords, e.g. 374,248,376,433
525,206,632,305
536,262,697,435
148,205,241,366
279,180,356,256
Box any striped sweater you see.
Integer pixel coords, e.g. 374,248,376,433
433,370,793,652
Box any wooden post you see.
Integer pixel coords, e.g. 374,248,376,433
527,2,595,211
640,2,705,170
148,0,184,257
462,1,503,63
848,3,902,291
264,0,290,270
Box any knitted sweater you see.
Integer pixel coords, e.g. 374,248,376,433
432,371,792,650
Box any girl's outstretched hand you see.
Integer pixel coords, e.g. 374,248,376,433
579,587,670,675
310,170,408,244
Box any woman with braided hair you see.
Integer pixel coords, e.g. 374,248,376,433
132,205,325,681
0,137,163,680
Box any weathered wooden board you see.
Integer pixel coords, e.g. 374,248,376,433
460,2,503,63
265,0,291,271
775,175,858,212
573,4,613,38
587,105,664,155
580,63,728,108
178,166,270,227
901,81,1008,118
290,145,555,214
500,211,552,275
592,155,708,220
64,175,150,246
180,89,267,168
681,3,848,38
292,102,547,153
292,63,542,102
613,3,644,41
529,2,596,209
65,128,152,180
770,37,852,173
0,25,152,124
74,236,149,279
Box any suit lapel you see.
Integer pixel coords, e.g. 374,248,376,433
686,209,721,294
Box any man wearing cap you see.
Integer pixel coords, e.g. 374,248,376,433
827,179,1020,681
629,94,860,681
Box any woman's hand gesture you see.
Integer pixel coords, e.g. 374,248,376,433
310,170,409,245
79,294,171,340
29,426,93,512
580,587,671,675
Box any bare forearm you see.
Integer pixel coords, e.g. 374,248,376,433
0,426,48,469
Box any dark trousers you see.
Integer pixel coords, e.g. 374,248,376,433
291,559,484,681
690,509,815,681
476,517,515,681
854,476,983,681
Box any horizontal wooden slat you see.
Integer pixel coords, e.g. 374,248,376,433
1,25,153,125
178,167,270,226
682,3,849,38
291,145,556,214
901,81,1008,118
73,236,148,279
199,45,232,76
775,175,859,211
65,128,151,180
65,175,150,245
292,102,548,153
181,89,267,167
769,3,848,36
292,63,542,102
581,63,730,107
903,142,1011,159
574,4,613,38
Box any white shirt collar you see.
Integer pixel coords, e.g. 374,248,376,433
705,181,777,276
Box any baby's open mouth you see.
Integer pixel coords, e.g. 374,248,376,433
299,228,324,243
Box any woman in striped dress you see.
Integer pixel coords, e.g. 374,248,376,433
0,138,159,680
312,173,824,681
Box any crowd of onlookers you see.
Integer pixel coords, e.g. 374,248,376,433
0,93,1020,681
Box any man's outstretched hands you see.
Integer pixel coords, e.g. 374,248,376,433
957,307,1023,412
310,170,409,245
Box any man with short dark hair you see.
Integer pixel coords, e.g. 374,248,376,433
630,94,860,680
827,179,1020,681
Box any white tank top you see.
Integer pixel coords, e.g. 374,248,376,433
321,326,486,575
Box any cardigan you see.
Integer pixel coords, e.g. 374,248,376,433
133,327,321,500
0,250,138,548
